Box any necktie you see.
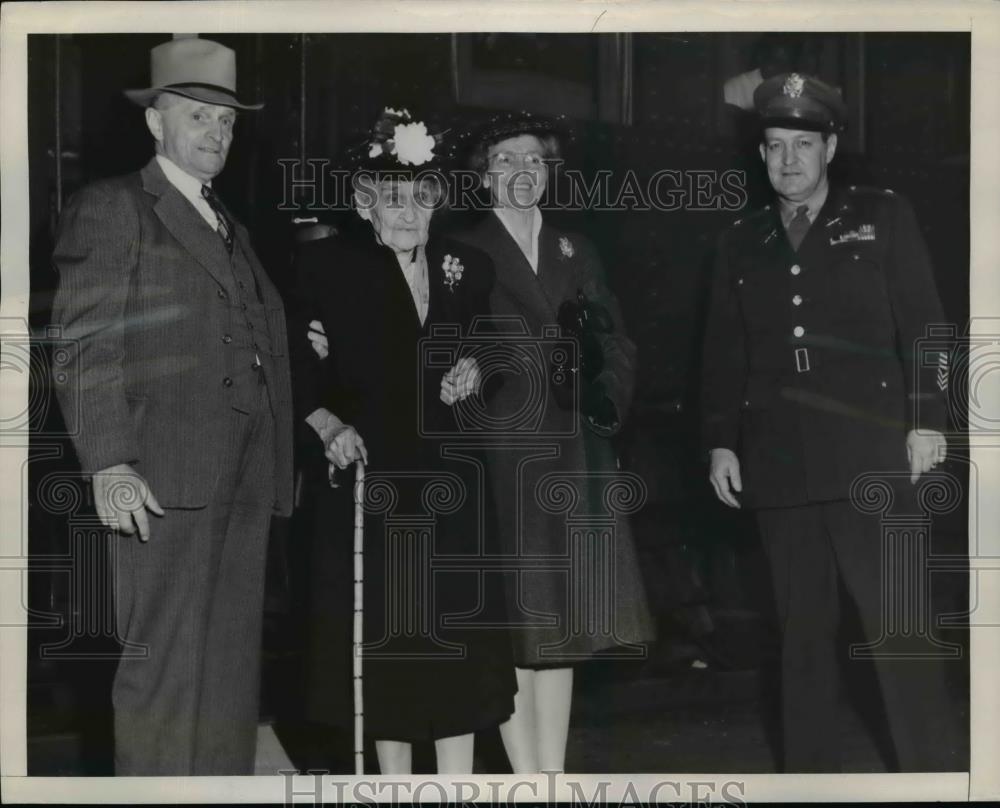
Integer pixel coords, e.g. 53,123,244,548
200,185,234,254
786,204,811,251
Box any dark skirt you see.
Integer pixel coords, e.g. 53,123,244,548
302,449,517,742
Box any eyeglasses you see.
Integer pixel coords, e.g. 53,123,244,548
488,151,546,168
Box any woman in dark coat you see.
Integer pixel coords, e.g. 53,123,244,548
290,109,516,774
451,113,655,773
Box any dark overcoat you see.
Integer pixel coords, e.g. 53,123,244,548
454,212,655,667
289,226,517,741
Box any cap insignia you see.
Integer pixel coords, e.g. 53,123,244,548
782,73,805,98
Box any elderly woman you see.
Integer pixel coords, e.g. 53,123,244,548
290,108,516,774
451,112,655,773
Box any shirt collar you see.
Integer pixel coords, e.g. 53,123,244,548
156,154,210,204
778,182,829,227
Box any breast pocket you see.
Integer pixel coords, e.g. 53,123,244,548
824,245,891,322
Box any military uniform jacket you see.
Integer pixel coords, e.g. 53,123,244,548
701,184,949,509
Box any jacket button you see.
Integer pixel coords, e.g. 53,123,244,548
222,334,232,344
222,377,233,387
217,289,226,299
793,326,805,338
737,278,744,285
881,380,888,388
790,264,801,276
792,294,803,306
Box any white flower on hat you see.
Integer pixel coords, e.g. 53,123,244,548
392,121,436,166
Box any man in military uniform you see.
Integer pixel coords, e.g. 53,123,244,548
701,73,956,771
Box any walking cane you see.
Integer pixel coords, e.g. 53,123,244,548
351,458,366,775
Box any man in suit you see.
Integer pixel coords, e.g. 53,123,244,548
51,37,293,775
702,73,957,771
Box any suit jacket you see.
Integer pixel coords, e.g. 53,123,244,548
701,183,949,509
51,157,294,514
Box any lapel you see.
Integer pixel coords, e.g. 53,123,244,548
474,212,556,321
425,235,459,327
140,158,231,289
362,228,424,332
744,203,795,271
536,224,575,311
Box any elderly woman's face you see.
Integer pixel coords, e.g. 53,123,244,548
485,134,548,210
356,177,437,253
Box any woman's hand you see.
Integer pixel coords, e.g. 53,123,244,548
307,319,329,360
325,424,369,469
440,357,481,406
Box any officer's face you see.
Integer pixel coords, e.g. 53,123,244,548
145,94,236,182
760,128,837,204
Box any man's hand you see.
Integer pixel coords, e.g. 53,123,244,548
907,429,947,484
308,319,329,360
708,448,743,508
440,357,481,406
92,463,164,542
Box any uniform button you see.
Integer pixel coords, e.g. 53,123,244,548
880,380,888,388
737,278,744,285
790,264,801,276
743,399,750,407
217,289,227,300
222,334,232,344
852,254,860,261
222,376,233,387
242,302,248,311
248,321,255,330
792,294,803,306
793,326,805,338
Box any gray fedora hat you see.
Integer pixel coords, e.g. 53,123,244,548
124,36,263,110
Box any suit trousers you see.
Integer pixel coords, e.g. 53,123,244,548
756,499,958,773
111,381,275,775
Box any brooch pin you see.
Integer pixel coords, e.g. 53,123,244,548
559,236,575,258
442,254,464,291
830,224,876,245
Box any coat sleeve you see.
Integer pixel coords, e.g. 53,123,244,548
288,239,331,424
883,193,950,434
51,183,140,475
700,228,748,454
573,235,637,433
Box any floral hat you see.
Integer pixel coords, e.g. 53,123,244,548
345,106,458,176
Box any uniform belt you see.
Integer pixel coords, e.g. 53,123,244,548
794,347,811,373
